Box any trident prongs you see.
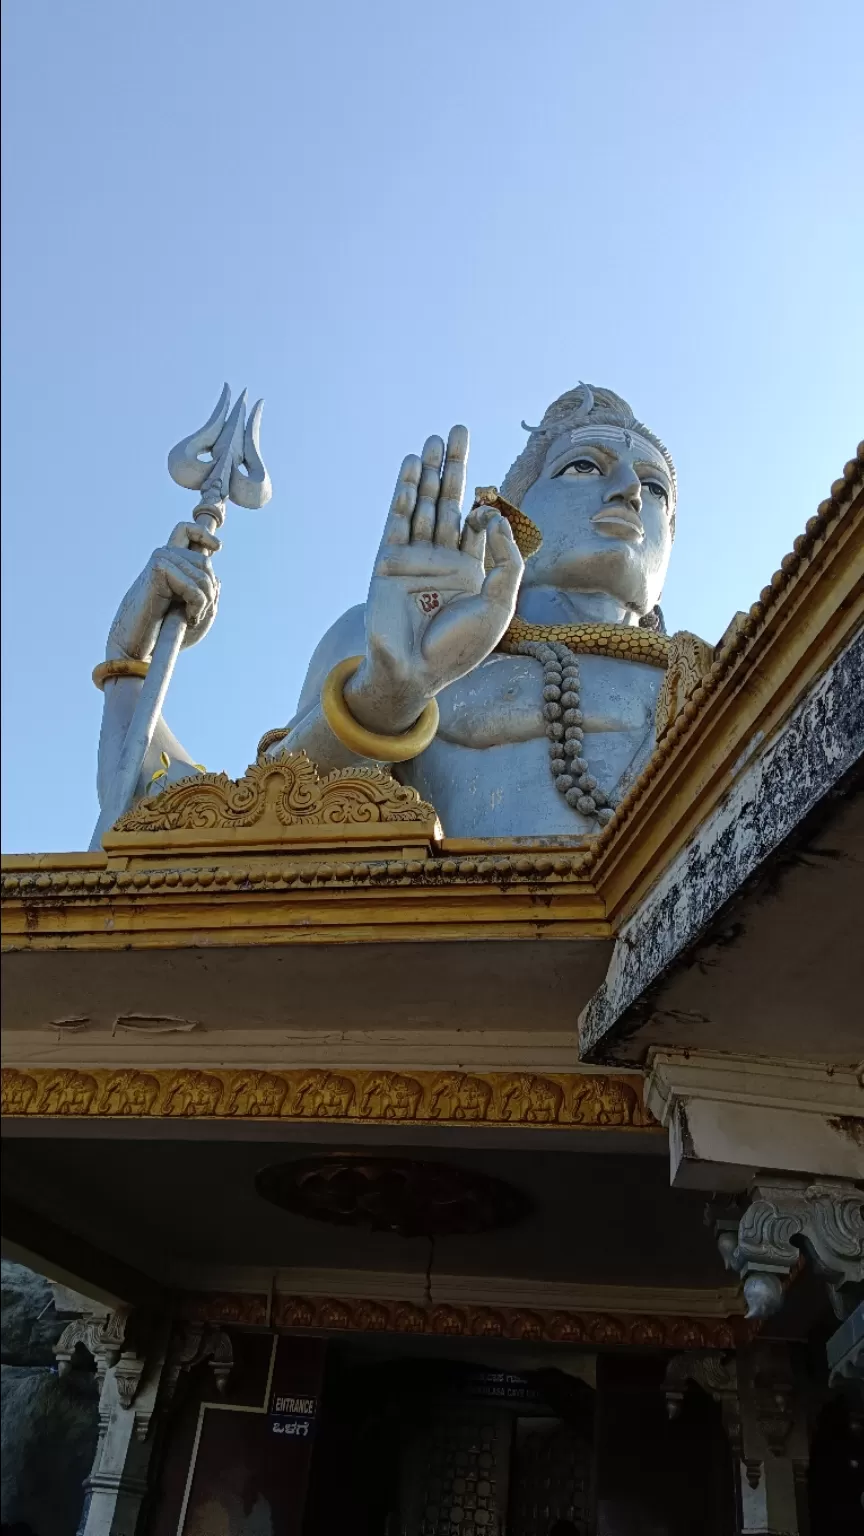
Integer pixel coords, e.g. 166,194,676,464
167,384,272,523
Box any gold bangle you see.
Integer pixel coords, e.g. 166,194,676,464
92,658,150,690
321,656,439,763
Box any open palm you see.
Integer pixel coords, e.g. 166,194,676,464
362,426,523,716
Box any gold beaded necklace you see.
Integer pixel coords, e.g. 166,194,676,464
499,614,671,666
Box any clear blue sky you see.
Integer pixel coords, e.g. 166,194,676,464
2,0,861,851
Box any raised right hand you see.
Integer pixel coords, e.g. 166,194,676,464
106,522,221,662
345,427,524,733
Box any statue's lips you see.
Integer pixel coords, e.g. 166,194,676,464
590,507,644,543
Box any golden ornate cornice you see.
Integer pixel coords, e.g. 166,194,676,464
104,750,440,853
0,1065,657,1129
175,1288,752,1349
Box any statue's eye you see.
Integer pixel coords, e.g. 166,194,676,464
560,459,601,477
643,480,669,506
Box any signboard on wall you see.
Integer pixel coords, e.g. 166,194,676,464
268,1391,319,1439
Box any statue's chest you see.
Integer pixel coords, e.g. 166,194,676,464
435,652,661,750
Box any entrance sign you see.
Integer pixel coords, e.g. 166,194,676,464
268,1391,318,1439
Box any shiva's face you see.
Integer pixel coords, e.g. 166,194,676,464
518,425,675,616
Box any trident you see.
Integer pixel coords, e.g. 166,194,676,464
91,386,273,847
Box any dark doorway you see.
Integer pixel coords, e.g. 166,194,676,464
304,1346,596,1535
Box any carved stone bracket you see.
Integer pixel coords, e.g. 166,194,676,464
163,1320,234,1401
665,1351,742,1458
56,1305,134,1382
714,1178,864,1319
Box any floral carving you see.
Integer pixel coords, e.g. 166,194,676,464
110,750,437,834
655,631,716,739
724,1178,864,1318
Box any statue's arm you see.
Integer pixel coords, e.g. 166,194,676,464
267,605,389,770
96,682,200,807
272,427,522,769
95,521,221,808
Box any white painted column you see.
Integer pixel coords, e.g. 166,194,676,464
736,1344,809,1536
59,1315,169,1536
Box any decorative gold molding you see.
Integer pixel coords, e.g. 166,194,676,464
0,1066,657,1129
175,1289,750,1349
104,751,440,853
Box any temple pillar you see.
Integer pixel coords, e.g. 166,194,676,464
54,1303,169,1536
737,1344,810,1536
665,1344,811,1535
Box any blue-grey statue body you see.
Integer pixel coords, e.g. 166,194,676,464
97,386,678,839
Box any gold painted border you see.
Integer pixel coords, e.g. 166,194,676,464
0,1066,657,1129
176,1290,749,1350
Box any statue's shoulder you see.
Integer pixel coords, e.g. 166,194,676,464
294,604,367,717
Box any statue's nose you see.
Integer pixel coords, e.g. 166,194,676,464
604,466,642,513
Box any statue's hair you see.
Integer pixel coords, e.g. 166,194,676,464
500,383,677,537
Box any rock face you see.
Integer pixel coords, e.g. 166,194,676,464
1,1262,98,1536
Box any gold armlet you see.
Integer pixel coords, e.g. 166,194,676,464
321,656,439,763
92,659,150,690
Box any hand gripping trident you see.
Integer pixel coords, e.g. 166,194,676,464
91,385,272,847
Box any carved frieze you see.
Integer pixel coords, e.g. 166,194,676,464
1,1065,657,1129
175,1290,746,1350
104,750,441,851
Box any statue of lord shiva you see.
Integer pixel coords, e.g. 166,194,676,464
97,384,709,840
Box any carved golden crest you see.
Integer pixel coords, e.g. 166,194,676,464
110,751,437,836
655,631,716,739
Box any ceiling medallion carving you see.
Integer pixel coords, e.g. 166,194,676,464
255,1155,533,1239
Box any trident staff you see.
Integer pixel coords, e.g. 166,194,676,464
90,385,272,849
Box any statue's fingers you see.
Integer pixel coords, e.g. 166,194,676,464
160,550,219,601
434,425,469,548
459,504,495,561
379,455,422,548
479,515,523,605
167,522,222,554
160,563,212,623
410,436,445,543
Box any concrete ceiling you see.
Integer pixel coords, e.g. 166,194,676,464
1,1134,726,1295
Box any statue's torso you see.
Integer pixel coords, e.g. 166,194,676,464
402,651,662,838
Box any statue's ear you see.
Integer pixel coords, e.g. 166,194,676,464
639,605,666,634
